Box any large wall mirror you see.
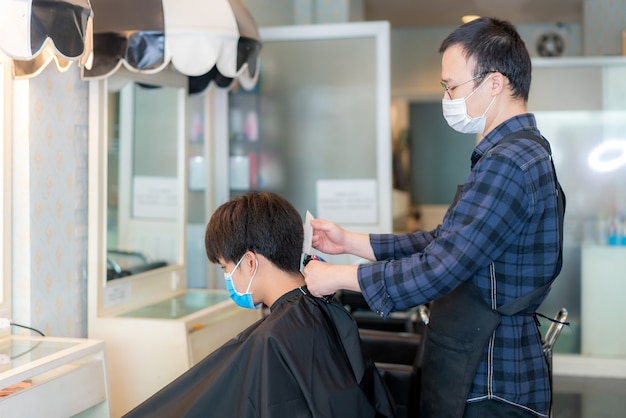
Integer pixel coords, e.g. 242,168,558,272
107,79,185,280
89,69,187,303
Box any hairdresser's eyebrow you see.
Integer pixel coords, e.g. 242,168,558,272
441,76,457,86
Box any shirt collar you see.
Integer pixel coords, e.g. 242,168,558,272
471,113,539,168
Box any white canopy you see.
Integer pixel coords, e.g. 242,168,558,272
0,0,94,78
82,0,261,92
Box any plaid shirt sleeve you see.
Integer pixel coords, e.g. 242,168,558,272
358,150,532,317
357,117,560,314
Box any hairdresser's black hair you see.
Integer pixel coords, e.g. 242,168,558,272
440,17,532,102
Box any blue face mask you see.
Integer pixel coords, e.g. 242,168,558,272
224,255,261,310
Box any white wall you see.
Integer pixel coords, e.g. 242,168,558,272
390,22,583,100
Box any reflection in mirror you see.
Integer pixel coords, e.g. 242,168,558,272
106,77,186,282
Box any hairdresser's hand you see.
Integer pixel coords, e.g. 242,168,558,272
304,261,360,298
310,219,348,255
310,219,376,261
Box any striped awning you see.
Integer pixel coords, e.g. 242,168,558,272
0,0,94,78
82,0,261,92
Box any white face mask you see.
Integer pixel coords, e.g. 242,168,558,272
442,76,495,134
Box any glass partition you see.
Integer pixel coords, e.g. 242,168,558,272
219,23,392,234
528,57,626,358
228,36,379,214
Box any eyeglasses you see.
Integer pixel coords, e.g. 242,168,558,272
440,71,496,99
440,74,483,99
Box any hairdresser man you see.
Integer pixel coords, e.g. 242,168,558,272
304,17,565,418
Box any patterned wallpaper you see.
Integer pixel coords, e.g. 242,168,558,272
12,64,88,338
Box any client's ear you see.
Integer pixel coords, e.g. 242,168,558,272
242,251,259,275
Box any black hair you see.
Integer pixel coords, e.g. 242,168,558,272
439,17,532,102
205,191,303,273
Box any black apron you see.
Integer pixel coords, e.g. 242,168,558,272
419,131,566,418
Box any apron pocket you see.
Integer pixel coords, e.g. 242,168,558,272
420,327,475,418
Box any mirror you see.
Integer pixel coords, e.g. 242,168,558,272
103,71,187,283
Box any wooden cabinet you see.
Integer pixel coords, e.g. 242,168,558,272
88,271,260,417
0,336,109,417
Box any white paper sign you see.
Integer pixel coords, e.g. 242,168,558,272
316,179,378,224
132,176,178,220
103,281,132,309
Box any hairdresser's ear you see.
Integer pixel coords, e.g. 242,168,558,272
490,71,506,96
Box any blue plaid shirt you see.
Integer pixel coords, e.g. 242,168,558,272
358,114,562,417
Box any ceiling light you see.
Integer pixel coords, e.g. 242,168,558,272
588,140,626,172
462,15,481,24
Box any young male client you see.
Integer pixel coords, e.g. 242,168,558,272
124,191,394,418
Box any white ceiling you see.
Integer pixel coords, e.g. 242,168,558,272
363,0,583,27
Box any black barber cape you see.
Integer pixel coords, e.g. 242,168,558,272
124,287,394,418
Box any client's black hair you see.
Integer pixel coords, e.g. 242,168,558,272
205,191,303,273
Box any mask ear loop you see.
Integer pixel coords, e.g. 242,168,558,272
245,258,259,293
464,73,494,102
225,255,245,279
467,74,496,119
481,95,497,117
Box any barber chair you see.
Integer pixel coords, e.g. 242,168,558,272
339,290,428,417
359,328,423,418
338,290,425,334
542,307,568,418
